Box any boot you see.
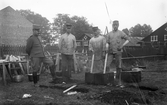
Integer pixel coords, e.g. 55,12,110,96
49,65,57,83
116,68,124,87
33,72,38,86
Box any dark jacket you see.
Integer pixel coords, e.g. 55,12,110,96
26,35,45,57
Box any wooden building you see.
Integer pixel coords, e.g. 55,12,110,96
0,6,33,46
139,22,167,47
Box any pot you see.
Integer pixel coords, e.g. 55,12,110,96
28,73,39,82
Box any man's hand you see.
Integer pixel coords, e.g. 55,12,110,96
106,43,109,51
117,46,123,51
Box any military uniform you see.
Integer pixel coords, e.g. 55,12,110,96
58,23,77,82
89,35,106,73
106,29,129,80
26,25,56,84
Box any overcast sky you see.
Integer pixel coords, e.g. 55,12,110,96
0,0,167,33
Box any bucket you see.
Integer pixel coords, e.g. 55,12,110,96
28,73,39,82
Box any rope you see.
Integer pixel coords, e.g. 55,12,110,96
104,2,112,24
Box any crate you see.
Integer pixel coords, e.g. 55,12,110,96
121,71,141,83
85,72,114,85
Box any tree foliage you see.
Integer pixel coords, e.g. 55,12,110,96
122,28,130,36
17,9,51,44
52,14,94,40
129,24,153,37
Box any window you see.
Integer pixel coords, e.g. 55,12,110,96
151,35,158,42
164,35,167,41
76,42,81,46
83,41,88,46
165,27,167,31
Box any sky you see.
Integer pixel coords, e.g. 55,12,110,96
0,0,167,33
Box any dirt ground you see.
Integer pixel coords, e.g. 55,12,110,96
0,60,167,105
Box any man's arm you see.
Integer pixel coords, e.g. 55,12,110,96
89,38,94,52
73,36,77,50
120,31,130,48
26,38,33,56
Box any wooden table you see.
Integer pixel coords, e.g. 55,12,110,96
0,60,28,85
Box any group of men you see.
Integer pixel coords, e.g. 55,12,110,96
26,20,129,87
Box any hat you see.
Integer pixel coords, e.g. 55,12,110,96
92,27,99,32
113,20,119,24
33,24,41,30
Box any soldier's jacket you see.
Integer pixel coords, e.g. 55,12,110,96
106,30,129,53
26,35,45,57
89,35,106,60
58,33,77,55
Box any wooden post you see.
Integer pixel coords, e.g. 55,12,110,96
73,52,77,73
90,54,94,73
56,53,60,72
2,63,7,85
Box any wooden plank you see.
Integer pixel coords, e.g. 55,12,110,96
2,63,7,85
122,55,164,60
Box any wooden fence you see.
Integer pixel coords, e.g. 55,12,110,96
0,44,167,58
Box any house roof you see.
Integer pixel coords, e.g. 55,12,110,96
141,22,167,42
0,6,33,45
76,33,93,40
0,6,32,26
125,37,144,46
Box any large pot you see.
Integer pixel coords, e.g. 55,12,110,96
27,73,39,82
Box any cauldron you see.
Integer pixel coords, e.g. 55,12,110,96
28,73,39,82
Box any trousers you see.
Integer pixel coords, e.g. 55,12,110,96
61,54,73,80
31,57,56,79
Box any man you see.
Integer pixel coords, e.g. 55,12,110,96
26,24,56,86
89,27,106,73
106,20,129,87
58,23,77,83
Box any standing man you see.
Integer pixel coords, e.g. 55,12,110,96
58,23,77,83
106,20,129,87
89,27,106,73
26,24,56,86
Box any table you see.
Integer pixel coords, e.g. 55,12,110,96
0,60,28,85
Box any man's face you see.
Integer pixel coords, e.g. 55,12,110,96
33,29,40,36
66,26,72,33
112,22,119,31
94,29,99,36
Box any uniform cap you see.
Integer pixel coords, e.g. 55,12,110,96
92,27,99,32
33,24,41,30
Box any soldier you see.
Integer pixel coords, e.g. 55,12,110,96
26,24,56,86
58,23,77,83
106,20,129,87
89,27,106,73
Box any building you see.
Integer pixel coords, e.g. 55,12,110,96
76,33,92,53
125,37,143,47
139,22,167,47
0,6,33,46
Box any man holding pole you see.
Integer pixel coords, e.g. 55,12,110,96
58,23,77,83
89,27,106,73
106,20,129,87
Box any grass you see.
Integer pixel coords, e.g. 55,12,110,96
0,58,167,105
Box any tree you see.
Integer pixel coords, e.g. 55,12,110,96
52,14,94,40
129,24,153,37
17,10,52,44
122,28,130,36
